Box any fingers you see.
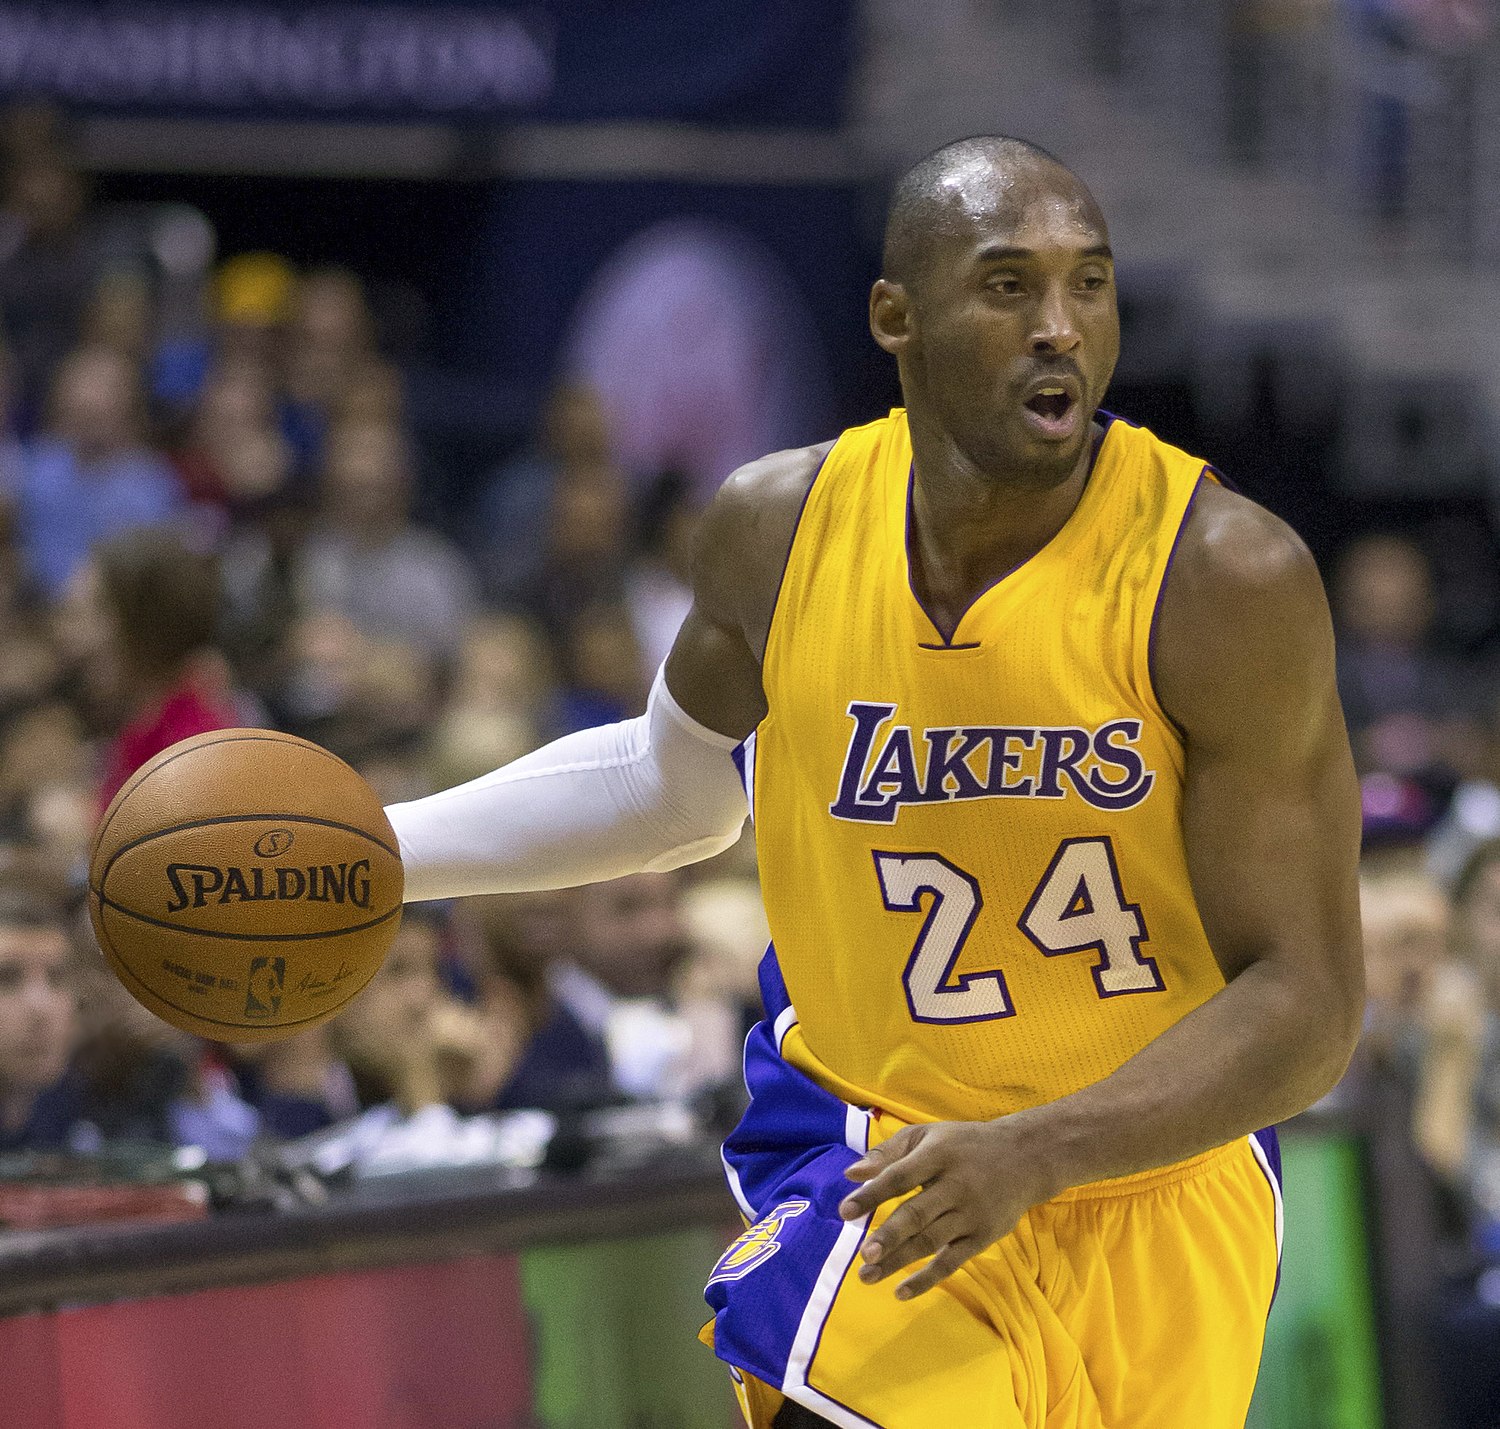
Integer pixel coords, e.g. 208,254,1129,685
839,1133,940,1220
843,1125,923,1184
858,1205,964,1285
894,1235,985,1300
856,1182,954,1268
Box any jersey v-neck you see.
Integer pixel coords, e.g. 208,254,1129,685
899,416,1122,649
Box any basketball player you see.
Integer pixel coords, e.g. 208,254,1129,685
387,137,1363,1427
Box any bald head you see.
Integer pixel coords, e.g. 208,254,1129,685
882,136,1106,293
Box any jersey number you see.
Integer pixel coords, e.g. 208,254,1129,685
873,837,1164,1026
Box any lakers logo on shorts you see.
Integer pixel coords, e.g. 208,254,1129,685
707,1199,810,1286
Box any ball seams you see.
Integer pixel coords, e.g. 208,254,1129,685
96,809,400,889
91,894,401,943
91,730,380,866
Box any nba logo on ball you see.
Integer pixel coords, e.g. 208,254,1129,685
88,728,404,1042
245,957,285,1019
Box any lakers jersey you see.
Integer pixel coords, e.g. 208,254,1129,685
750,409,1226,1126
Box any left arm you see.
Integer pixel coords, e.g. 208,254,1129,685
841,484,1364,1297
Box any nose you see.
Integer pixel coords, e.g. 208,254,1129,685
1029,284,1082,355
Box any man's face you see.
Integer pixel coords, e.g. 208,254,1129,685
323,424,410,532
880,164,1121,485
0,925,74,1095
577,874,690,999
53,351,137,461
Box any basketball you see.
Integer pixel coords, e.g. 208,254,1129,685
88,729,405,1043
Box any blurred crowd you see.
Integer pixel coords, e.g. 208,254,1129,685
0,109,769,1172
6,90,1500,1409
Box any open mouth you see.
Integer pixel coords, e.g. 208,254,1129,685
1021,384,1080,439
1024,389,1074,422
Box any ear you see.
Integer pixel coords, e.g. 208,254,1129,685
869,278,912,355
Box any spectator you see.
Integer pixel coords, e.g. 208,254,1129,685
281,266,381,477
1333,532,1474,784
0,702,92,876
171,354,293,516
0,870,254,1157
13,346,184,598
327,906,503,1115
556,602,648,732
0,142,98,425
90,526,243,809
0,873,77,1150
523,447,630,647
227,1027,359,1141
426,613,553,790
276,611,441,763
1429,691,1500,886
208,250,297,381
1416,841,1500,1225
558,872,739,1103
1358,860,1454,1084
460,888,614,1116
463,382,618,609
297,419,476,656
79,267,154,370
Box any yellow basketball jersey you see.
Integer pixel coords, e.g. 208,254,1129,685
753,409,1226,1125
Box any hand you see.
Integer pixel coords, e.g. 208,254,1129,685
837,1118,1057,1301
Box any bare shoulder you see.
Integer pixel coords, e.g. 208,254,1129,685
693,439,834,657
1171,479,1320,600
1154,479,1335,745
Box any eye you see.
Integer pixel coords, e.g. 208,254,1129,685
1077,272,1112,293
987,274,1024,296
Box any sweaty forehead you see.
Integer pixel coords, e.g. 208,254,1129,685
938,155,1107,249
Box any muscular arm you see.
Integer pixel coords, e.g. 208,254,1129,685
666,441,830,736
843,482,1364,1296
385,444,823,900
1026,483,1363,1172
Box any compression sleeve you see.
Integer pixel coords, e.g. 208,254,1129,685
384,669,750,903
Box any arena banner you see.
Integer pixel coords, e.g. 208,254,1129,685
0,0,853,126
0,1225,740,1429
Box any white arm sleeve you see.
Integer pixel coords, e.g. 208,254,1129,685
385,669,750,903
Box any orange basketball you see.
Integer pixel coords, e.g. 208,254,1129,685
88,729,404,1043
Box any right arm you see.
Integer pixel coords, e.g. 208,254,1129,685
385,444,826,902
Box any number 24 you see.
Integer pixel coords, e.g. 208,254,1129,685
873,837,1165,1024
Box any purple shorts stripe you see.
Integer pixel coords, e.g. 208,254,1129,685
1248,1126,1284,1308
711,945,882,1409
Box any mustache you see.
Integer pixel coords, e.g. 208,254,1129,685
1016,359,1084,384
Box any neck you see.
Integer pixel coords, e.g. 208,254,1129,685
905,415,1103,639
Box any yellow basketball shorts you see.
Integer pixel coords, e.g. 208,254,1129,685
702,959,1283,1428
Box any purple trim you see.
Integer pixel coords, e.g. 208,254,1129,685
764,444,835,663
874,849,1015,1025
1146,470,1205,743
797,1216,889,1428
1204,461,1239,494
1250,1126,1284,1311
905,464,1027,646
1017,835,1166,999
904,419,1113,647
917,641,981,651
